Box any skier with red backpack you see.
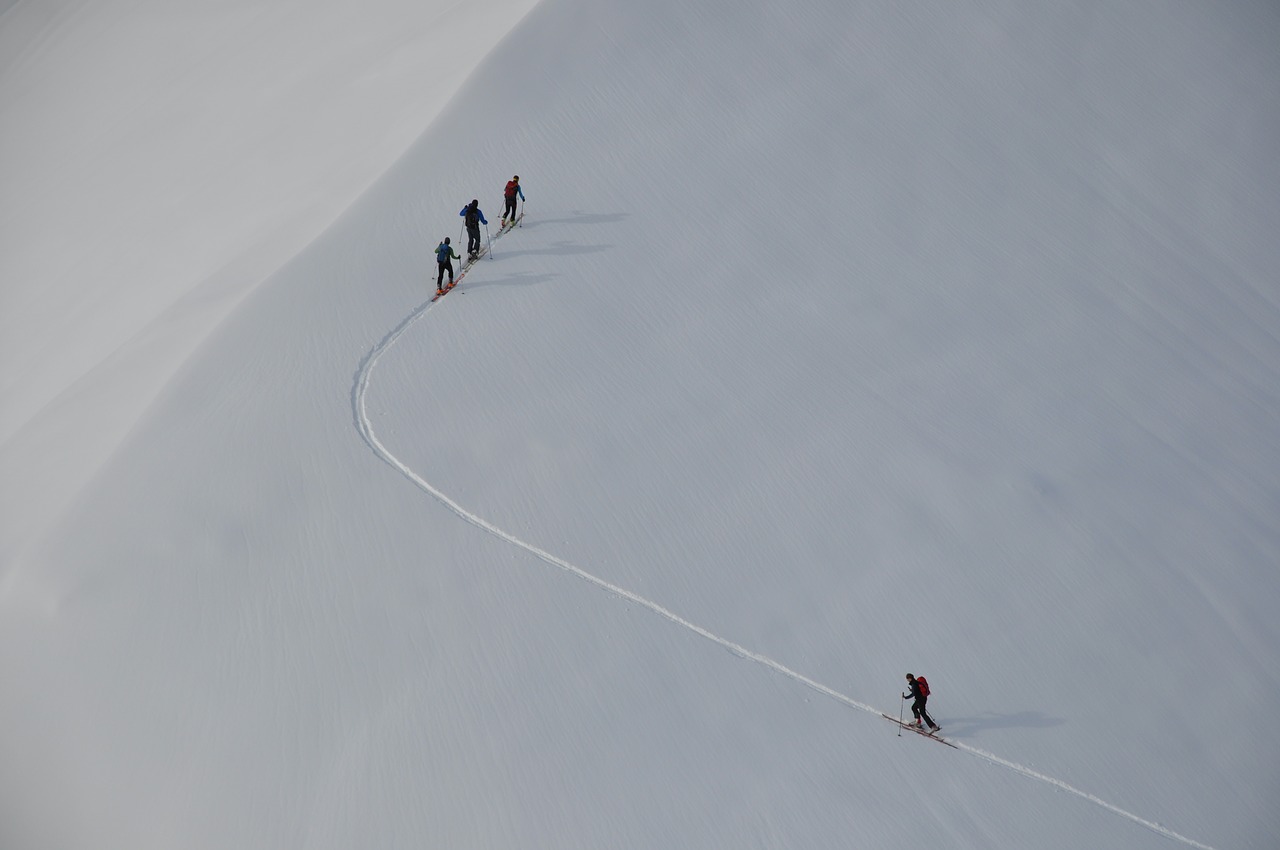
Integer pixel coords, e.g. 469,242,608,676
501,175,524,227
903,673,939,733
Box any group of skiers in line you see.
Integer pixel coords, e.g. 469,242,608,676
434,175,526,295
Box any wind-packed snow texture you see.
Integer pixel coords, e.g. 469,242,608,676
2,0,1278,848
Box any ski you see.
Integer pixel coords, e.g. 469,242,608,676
880,713,958,748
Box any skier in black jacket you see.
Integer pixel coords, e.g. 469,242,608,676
903,673,939,732
459,199,488,259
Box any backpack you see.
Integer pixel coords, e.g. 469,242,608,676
465,206,479,226
436,243,451,263
916,676,931,697
504,180,518,199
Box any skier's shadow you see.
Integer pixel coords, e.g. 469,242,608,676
937,711,1065,739
519,211,628,227
459,271,557,292
495,241,611,260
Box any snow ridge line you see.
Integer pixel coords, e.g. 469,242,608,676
351,280,1215,850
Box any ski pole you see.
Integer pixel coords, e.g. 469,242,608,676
485,222,493,258
519,197,524,226
898,692,904,737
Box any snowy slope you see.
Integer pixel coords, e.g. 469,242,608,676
3,1,1279,849
0,0,540,564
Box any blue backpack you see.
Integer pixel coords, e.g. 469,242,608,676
436,243,452,263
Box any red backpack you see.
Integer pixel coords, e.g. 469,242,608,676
916,676,931,697
504,180,518,199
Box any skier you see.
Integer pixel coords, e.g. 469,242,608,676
435,237,460,294
459,199,488,260
903,673,939,732
501,175,525,227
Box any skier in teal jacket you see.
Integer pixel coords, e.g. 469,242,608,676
435,237,460,293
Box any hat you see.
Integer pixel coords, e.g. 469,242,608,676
444,237,450,244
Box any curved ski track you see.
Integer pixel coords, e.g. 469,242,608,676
351,253,1215,850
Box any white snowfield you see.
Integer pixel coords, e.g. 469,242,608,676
2,1,1278,849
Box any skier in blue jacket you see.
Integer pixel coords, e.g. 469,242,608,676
459,199,488,260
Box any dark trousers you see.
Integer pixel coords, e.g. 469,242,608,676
504,197,518,221
466,226,481,255
911,698,936,728
437,261,453,288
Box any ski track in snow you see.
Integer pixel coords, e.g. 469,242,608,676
351,234,1216,850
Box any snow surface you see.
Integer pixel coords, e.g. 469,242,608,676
3,0,1279,848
